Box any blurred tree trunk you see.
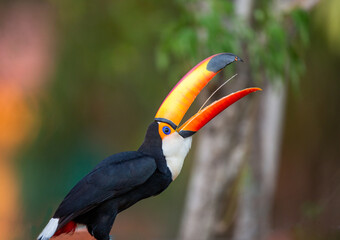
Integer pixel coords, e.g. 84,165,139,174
233,81,286,240
178,1,319,240
178,0,256,239
232,4,285,240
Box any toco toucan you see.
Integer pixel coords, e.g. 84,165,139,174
38,53,261,240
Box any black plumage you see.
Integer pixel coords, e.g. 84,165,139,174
51,122,172,240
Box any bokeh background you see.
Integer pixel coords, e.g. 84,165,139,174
0,0,339,240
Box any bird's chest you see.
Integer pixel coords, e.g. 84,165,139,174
117,170,172,213
145,169,173,195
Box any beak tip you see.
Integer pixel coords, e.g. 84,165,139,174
207,53,243,72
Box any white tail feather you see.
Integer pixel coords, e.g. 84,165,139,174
37,218,59,240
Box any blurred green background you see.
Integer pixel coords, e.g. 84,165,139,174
0,0,339,239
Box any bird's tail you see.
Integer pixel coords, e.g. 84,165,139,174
37,218,59,240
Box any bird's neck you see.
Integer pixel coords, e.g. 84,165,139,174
138,121,169,173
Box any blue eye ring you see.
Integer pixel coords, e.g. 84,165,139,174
162,126,171,135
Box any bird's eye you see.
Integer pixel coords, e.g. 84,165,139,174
162,126,171,135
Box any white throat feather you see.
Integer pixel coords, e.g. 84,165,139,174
162,131,192,180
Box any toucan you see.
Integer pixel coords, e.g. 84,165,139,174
38,53,261,240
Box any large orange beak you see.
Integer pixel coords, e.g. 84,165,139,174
155,53,261,137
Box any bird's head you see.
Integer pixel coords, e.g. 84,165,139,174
140,53,261,179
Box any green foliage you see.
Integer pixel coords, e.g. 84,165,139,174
157,0,239,81
157,0,311,87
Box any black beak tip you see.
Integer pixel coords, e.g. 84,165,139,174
207,53,243,73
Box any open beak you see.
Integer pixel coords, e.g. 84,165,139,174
155,53,261,137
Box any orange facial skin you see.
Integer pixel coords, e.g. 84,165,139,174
158,122,176,140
